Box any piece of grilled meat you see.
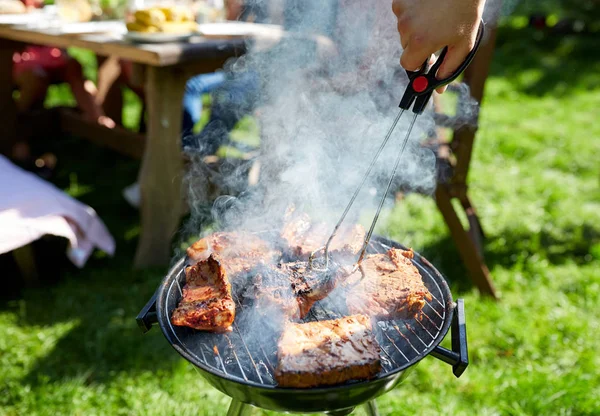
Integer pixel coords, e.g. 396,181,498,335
171,254,235,332
280,212,366,262
345,248,432,321
249,261,344,320
252,266,301,321
187,232,281,284
279,261,340,318
275,314,381,388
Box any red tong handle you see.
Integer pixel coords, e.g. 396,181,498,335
399,19,485,114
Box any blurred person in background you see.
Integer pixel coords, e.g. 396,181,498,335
125,0,488,205
108,0,267,141
122,0,269,207
9,0,114,178
180,0,268,151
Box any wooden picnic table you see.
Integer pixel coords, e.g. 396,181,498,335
0,22,258,268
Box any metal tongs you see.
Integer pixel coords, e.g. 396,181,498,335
309,20,485,274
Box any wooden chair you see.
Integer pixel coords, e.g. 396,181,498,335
428,24,500,299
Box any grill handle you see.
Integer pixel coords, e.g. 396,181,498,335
136,290,159,334
430,298,468,378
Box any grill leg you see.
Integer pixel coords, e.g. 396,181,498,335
326,408,355,416
226,399,252,416
364,400,379,416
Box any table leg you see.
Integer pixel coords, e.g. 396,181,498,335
0,40,20,157
13,244,39,286
133,65,187,268
364,400,379,416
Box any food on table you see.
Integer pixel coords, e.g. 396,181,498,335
158,21,197,33
126,21,159,33
345,248,432,320
126,6,197,34
171,254,235,332
133,8,165,26
280,211,366,262
0,0,26,14
56,0,93,22
158,6,193,22
187,231,281,285
274,315,381,388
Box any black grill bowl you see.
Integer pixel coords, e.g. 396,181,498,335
137,236,468,414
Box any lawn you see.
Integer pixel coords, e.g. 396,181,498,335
1,15,600,416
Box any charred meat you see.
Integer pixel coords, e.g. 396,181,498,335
171,255,235,332
279,261,340,318
187,232,281,283
345,248,432,321
251,266,301,321
281,212,366,262
249,261,344,320
275,315,381,388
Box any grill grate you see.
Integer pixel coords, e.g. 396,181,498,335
163,239,449,387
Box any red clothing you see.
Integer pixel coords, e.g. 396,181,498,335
12,46,69,78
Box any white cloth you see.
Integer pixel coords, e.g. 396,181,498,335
0,155,115,268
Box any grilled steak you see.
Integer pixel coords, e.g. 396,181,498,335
249,261,344,320
171,255,235,332
251,266,301,321
345,248,432,321
275,315,381,388
279,261,340,318
280,212,365,262
187,232,281,284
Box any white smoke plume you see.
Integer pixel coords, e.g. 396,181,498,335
180,0,511,246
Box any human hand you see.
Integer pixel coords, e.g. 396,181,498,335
392,0,485,93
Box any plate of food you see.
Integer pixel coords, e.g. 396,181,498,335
196,21,282,38
124,30,193,43
0,0,26,15
124,6,197,43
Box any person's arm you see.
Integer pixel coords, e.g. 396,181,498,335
224,0,243,21
392,0,486,92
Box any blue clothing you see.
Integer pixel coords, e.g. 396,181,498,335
180,1,268,155
240,0,270,23
181,71,227,135
183,0,371,156
182,69,261,155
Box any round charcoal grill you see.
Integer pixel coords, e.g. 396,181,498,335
137,236,468,416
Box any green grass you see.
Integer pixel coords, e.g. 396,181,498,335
2,19,600,416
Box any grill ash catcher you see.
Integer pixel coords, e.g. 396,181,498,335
136,22,484,416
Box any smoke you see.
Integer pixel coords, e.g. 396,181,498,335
180,0,516,246
180,0,445,245
173,0,512,364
